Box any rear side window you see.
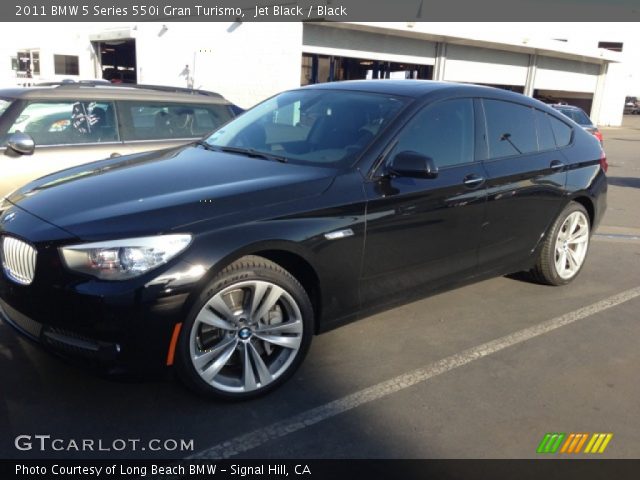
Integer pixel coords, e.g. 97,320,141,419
6,101,118,146
483,99,537,158
549,116,573,147
535,110,556,151
119,102,233,141
391,98,474,168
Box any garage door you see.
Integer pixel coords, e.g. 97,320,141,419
302,24,436,66
535,56,600,93
444,44,529,86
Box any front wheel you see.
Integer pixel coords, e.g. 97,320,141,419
530,202,591,286
176,256,313,400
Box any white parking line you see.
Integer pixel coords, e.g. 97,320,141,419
190,286,640,460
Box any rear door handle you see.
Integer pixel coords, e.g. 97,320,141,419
463,174,485,188
550,160,565,171
110,152,121,158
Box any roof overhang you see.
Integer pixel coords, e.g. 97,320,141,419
319,22,621,65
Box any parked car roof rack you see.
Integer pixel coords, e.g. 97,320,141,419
34,80,223,98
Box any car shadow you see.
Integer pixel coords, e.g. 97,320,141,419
0,319,403,460
607,176,640,189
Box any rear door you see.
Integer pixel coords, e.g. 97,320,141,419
0,99,122,196
361,98,487,305
477,99,568,270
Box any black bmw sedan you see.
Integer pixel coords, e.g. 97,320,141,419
0,81,607,399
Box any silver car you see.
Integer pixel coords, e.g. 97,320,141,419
0,83,239,196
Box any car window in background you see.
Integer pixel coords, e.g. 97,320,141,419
484,99,538,158
535,110,557,151
391,98,474,168
206,89,407,167
0,98,11,117
120,102,233,141
549,116,573,147
555,107,592,126
5,101,118,146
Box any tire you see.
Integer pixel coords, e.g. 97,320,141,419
175,255,314,400
530,202,591,286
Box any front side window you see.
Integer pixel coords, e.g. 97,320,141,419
484,99,538,158
6,101,118,145
120,102,233,141
390,98,475,168
206,90,407,167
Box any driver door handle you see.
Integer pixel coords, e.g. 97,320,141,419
550,159,565,171
110,152,121,158
463,174,485,188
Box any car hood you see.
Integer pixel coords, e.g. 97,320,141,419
7,145,335,240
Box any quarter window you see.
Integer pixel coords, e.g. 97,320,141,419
392,98,474,168
119,102,233,141
6,101,118,145
484,99,538,158
549,116,573,147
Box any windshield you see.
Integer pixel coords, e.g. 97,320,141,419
556,107,592,126
206,89,407,167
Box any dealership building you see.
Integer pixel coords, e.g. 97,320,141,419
0,21,632,125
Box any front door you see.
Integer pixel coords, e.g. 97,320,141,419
361,98,487,307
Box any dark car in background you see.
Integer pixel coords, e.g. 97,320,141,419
550,103,603,144
624,97,639,115
0,80,607,399
0,82,240,196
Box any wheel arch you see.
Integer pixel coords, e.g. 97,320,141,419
251,249,322,334
569,194,595,228
185,240,323,334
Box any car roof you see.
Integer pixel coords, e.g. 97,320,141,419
301,79,546,106
0,84,231,105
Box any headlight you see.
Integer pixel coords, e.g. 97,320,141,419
60,234,192,280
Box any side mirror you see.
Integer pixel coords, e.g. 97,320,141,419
388,151,438,179
7,132,35,155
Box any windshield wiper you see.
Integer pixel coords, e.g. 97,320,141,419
194,139,217,151
218,146,288,163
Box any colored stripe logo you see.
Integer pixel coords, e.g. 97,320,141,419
537,433,613,454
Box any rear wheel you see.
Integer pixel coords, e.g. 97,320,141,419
530,202,591,285
176,256,313,400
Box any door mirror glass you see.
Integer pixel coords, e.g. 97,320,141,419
7,132,35,155
388,151,438,179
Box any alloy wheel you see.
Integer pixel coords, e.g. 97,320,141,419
189,280,303,394
554,211,589,280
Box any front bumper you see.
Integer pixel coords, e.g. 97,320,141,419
0,204,199,375
0,298,122,364
0,258,197,375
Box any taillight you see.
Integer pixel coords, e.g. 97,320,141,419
599,150,608,173
593,130,603,144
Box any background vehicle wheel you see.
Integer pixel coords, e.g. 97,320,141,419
530,201,591,286
176,255,313,400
